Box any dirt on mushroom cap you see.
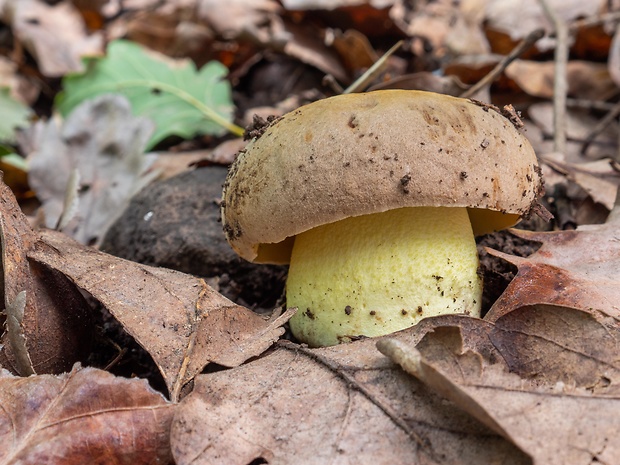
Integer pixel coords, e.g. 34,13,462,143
222,90,544,264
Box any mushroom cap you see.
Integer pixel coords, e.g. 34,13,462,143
222,90,544,264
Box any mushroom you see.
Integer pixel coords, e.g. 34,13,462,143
222,90,544,347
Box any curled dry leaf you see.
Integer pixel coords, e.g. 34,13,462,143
171,315,528,465
28,229,293,401
378,304,620,465
486,204,620,321
0,178,92,375
0,364,174,465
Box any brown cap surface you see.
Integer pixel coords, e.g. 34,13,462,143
222,90,544,264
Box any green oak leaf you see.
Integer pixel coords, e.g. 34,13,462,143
56,40,242,149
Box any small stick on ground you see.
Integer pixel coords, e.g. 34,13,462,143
607,184,620,223
538,0,569,154
617,114,620,163
567,98,619,112
580,100,620,156
568,10,620,32
460,29,544,99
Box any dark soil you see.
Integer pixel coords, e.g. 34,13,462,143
477,230,542,316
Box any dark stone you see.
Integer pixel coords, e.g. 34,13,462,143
101,166,286,310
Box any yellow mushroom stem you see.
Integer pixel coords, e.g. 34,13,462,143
286,206,482,347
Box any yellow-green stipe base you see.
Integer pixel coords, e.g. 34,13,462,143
287,207,482,347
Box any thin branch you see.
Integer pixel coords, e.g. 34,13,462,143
278,340,433,455
342,40,403,94
580,100,620,156
617,113,620,163
538,0,569,154
460,29,544,99
567,97,619,112
568,10,620,32
607,182,620,223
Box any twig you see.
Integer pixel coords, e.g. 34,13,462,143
607,184,620,223
538,0,569,154
103,344,129,371
580,100,620,156
322,74,344,93
567,97,619,112
342,40,403,94
617,114,620,163
460,29,544,99
568,10,620,32
278,340,432,455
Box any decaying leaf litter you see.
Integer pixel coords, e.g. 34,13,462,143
0,0,620,463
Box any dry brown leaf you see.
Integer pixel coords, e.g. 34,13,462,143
148,139,247,181
281,0,396,8
330,29,377,74
282,21,350,83
487,305,620,386
369,71,469,95
198,0,281,42
106,2,214,61
283,0,397,38
445,0,490,56
486,204,620,321
542,152,620,210
0,177,92,375
392,1,460,58
0,364,174,464
505,60,616,101
3,0,103,77
198,0,349,81
28,229,292,401
171,315,528,465
378,305,620,465
485,0,602,52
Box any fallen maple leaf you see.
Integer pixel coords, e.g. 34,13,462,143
0,364,174,465
171,315,527,465
28,229,293,401
485,205,620,321
378,304,620,465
